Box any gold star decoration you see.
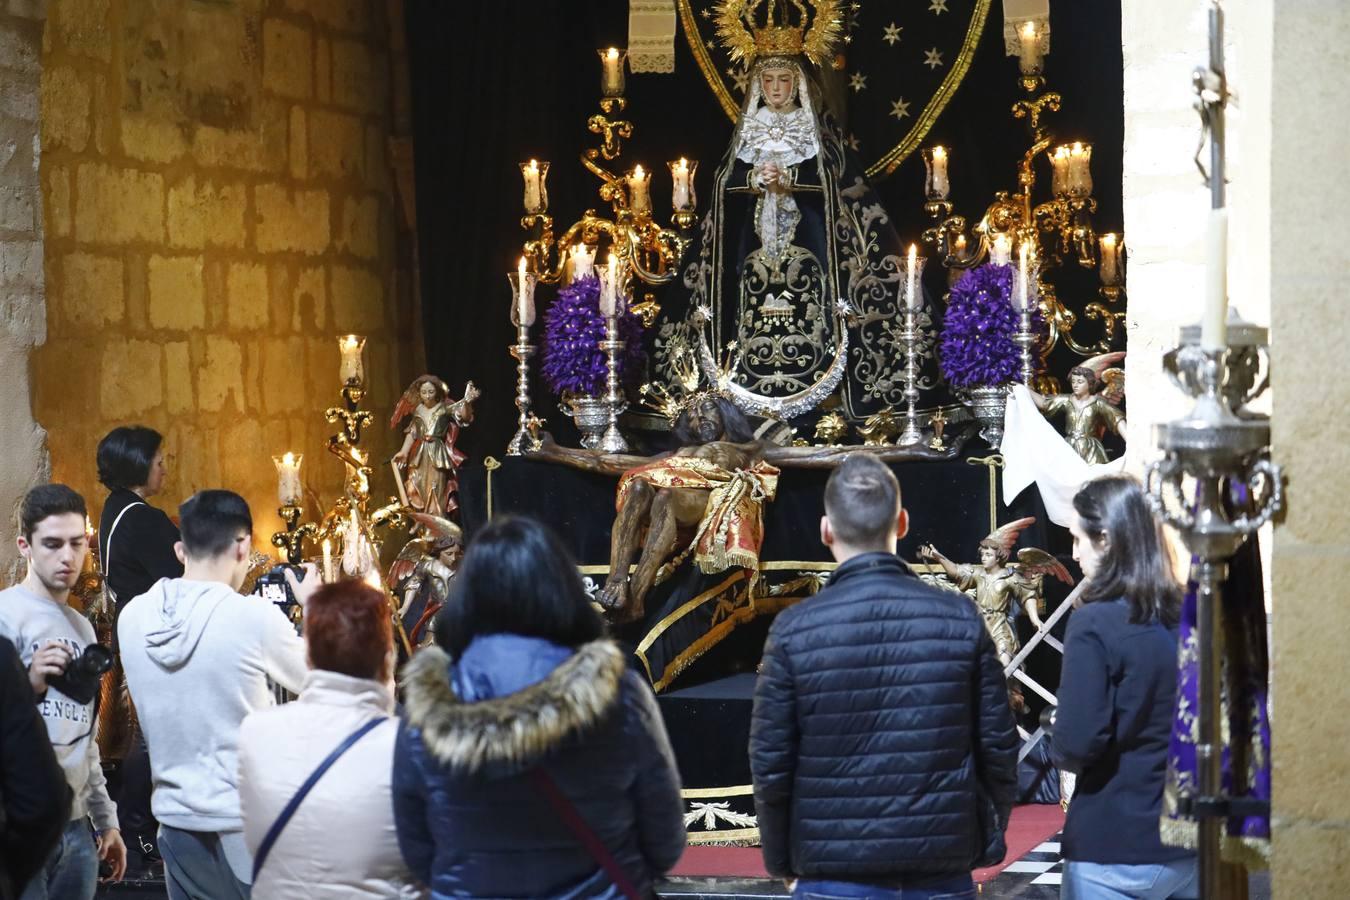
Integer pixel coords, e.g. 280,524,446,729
882,22,903,45
728,67,749,92
848,71,867,92
889,97,911,119
923,47,945,70
929,0,949,13
700,7,711,18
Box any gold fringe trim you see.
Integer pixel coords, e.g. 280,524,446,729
686,827,760,846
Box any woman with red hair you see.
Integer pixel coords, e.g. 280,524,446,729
239,581,423,898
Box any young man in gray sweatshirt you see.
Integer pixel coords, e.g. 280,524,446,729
119,490,315,900
0,484,127,899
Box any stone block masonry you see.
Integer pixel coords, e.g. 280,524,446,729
32,0,418,548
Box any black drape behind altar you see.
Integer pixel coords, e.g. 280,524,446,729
405,1,1124,463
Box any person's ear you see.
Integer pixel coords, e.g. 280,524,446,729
896,508,909,541
173,542,186,565
15,535,29,560
820,515,834,548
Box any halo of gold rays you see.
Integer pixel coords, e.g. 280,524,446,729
713,0,845,68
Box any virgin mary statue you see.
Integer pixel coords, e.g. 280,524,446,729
655,5,922,425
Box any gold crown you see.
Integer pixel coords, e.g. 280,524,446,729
640,335,738,423
714,0,844,68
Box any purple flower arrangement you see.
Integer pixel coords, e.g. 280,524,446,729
938,263,1043,389
540,275,646,398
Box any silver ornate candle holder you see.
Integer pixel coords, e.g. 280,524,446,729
598,314,629,453
1145,342,1280,899
897,253,928,446
506,270,538,456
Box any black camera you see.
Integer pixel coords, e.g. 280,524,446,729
48,643,114,706
254,564,304,610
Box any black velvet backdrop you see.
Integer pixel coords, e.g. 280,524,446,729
405,1,1124,462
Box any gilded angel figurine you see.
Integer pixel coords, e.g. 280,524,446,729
920,517,1074,668
390,376,479,518
1031,352,1127,464
388,512,464,652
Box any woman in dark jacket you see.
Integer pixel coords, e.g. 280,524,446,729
96,425,183,874
394,516,686,899
1053,476,1197,899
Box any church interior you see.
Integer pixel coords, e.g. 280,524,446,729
0,0,1345,897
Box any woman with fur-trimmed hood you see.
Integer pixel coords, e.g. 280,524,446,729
394,516,686,899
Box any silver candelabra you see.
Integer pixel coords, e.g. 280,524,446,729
505,324,536,456
896,304,925,446
598,314,629,453
1014,304,1036,387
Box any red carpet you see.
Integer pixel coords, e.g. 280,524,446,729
670,803,1066,883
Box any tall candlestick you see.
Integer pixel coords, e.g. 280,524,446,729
520,159,549,215
598,47,627,98
337,335,366,386
1201,208,1228,350
272,452,303,506
922,147,950,201
505,273,537,456
991,233,1013,267
669,158,697,211
568,244,596,283
627,165,651,215
1099,233,1123,286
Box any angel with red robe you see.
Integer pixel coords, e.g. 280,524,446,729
390,376,479,518
921,517,1074,667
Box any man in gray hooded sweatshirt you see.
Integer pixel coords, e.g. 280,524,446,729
119,490,315,899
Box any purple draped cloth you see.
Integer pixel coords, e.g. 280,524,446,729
1161,517,1272,868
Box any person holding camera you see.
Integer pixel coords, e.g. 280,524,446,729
119,490,315,900
0,484,127,899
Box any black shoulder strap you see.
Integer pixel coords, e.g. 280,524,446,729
251,717,386,880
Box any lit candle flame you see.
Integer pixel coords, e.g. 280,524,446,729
606,47,619,61
932,146,946,160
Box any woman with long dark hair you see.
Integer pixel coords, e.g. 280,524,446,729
1054,475,1197,899
96,425,184,875
393,516,686,899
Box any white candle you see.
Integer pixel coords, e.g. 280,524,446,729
954,234,967,258
568,244,596,283
669,158,697,211
338,335,365,386
906,244,919,310
991,233,1013,267
321,538,334,583
520,159,549,214
1017,21,1043,75
515,257,535,327
627,164,651,215
1099,233,1122,286
1050,146,1071,197
272,452,303,506
925,146,950,201
1016,243,1030,311
1201,209,1228,350
599,47,626,98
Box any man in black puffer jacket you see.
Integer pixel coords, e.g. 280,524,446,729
750,454,1019,898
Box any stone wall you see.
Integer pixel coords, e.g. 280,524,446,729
1269,2,1350,893
33,0,417,545
0,0,52,578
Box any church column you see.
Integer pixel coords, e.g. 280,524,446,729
1268,1,1350,892
0,1,51,578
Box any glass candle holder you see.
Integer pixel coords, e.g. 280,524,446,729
520,159,550,215
921,146,951,202
272,452,303,506
669,158,698,212
509,263,536,328
1067,142,1093,198
627,165,652,215
338,335,366,386
904,245,927,310
1099,233,1124,286
598,47,627,98
1017,21,1045,76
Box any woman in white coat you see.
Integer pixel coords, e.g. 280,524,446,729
239,580,424,899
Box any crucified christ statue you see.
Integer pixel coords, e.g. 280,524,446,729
530,396,964,623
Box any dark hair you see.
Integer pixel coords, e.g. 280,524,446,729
305,581,392,682
823,454,901,548
97,426,163,491
19,484,87,539
1067,366,1100,392
178,490,252,559
672,396,756,445
1073,475,1181,626
435,516,603,662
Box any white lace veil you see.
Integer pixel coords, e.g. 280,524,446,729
734,58,822,166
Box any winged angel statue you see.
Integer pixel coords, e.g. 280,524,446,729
920,517,1073,668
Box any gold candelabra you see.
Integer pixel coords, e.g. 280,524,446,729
918,21,1126,385
517,49,697,288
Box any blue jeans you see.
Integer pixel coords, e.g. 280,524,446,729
1062,858,1199,899
794,873,975,900
159,826,251,900
19,819,98,900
